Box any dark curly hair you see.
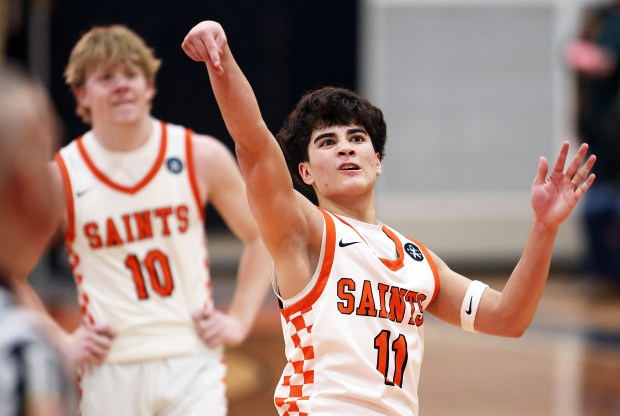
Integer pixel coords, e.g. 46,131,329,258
276,86,387,194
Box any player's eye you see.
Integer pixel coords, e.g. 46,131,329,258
125,69,139,79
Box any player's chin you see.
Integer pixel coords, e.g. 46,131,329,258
337,180,373,197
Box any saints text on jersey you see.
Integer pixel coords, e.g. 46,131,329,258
82,204,190,249
336,278,426,326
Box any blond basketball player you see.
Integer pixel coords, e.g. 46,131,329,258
50,25,273,415
182,21,597,415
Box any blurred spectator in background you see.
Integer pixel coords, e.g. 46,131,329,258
0,63,76,416
565,0,620,297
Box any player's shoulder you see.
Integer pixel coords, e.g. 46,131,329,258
158,120,228,156
190,131,235,162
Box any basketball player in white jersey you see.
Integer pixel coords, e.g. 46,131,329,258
183,21,597,415
49,25,273,415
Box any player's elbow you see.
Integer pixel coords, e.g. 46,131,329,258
485,309,531,338
503,325,528,338
496,315,531,338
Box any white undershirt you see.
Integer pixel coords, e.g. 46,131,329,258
81,119,160,185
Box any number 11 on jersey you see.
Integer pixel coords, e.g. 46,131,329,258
374,330,408,388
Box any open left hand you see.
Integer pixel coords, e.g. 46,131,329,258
531,141,596,229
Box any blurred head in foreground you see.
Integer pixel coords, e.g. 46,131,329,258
0,63,62,282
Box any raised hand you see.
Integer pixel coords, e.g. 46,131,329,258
531,141,596,229
182,21,228,75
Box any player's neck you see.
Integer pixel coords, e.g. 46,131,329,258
91,116,154,152
319,193,377,224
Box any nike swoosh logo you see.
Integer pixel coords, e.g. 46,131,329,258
338,239,360,248
465,297,473,315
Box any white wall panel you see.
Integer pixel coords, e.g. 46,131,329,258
360,0,591,267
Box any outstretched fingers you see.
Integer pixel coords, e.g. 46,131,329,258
564,142,590,178
551,141,571,175
534,156,549,185
531,141,597,224
547,141,596,193
570,154,596,186
572,152,596,200
574,170,596,201
555,140,596,200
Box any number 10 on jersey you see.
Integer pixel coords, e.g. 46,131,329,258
125,249,175,300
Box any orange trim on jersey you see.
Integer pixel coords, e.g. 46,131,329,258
185,128,205,221
280,208,336,320
409,238,440,306
333,215,369,244
54,153,76,242
379,226,405,271
76,120,168,195
334,214,405,272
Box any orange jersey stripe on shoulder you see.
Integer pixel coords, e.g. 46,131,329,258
185,128,204,221
280,208,336,321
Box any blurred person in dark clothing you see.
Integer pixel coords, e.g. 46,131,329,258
565,0,620,296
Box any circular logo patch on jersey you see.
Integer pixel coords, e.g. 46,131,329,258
166,157,183,174
404,242,424,261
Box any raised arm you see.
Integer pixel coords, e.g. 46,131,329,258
182,21,324,298
429,142,596,337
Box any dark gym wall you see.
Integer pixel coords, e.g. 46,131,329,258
48,1,359,153
46,0,358,227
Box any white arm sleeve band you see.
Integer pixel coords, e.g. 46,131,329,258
460,280,489,332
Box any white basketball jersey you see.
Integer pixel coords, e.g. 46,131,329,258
274,209,440,416
56,120,218,363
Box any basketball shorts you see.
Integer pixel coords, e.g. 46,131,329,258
79,353,227,416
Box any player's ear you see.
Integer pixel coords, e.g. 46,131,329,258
145,82,156,102
375,153,382,176
73,87,89,108
299,162,314,186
